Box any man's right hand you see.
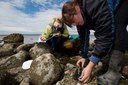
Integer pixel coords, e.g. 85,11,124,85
76,57,86,68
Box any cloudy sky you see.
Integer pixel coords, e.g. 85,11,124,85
0,0,79,34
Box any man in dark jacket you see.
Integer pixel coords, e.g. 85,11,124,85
62,0,128,84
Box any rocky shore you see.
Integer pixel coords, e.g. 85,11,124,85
0,33,128,85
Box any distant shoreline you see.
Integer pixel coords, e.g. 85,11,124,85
0,34,40,36
0,33,80,36
0,33,95,44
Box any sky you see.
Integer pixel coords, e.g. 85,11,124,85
0,0,127,35
0,0,79,34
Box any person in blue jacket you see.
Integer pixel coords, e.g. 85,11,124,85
62,0,128,85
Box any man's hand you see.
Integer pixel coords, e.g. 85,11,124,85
76,57,86,68
78,61,95,83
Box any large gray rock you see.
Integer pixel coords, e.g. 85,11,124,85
15,43,34,53
122,66,128,78
0,67,30,85
29,43,52,59
29,53,63,85
3,33,24,43
0,70,20,85
0,43,15,58
7,66,30,83
89,40,95,51
0,50,29,69
20,77,30,85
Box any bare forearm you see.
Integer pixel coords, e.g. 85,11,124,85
86,61,95,71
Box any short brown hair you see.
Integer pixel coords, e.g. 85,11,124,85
62,0,78,27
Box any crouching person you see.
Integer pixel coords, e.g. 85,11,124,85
39,14,70,52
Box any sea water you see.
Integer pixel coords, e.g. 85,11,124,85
0,34,95,44
0,34,40,44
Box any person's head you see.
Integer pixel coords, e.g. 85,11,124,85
62,0,84,27
53,14,63,28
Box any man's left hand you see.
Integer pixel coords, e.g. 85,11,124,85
78,61,95,83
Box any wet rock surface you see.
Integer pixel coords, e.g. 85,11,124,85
3,33,24,43
29,42,52,59
0,50,29,69
30,53,63,85
0,43,16,58
15,43,34,53
0,33,128,85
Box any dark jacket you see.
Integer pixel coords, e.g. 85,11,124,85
77,0,114,60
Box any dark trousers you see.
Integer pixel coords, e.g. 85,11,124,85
114,0,128,50
46,36,68,52
100,0,128,75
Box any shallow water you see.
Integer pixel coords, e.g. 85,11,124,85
0,34,95,44
0,34,40,44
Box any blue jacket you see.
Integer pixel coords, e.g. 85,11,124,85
77,0,121,64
